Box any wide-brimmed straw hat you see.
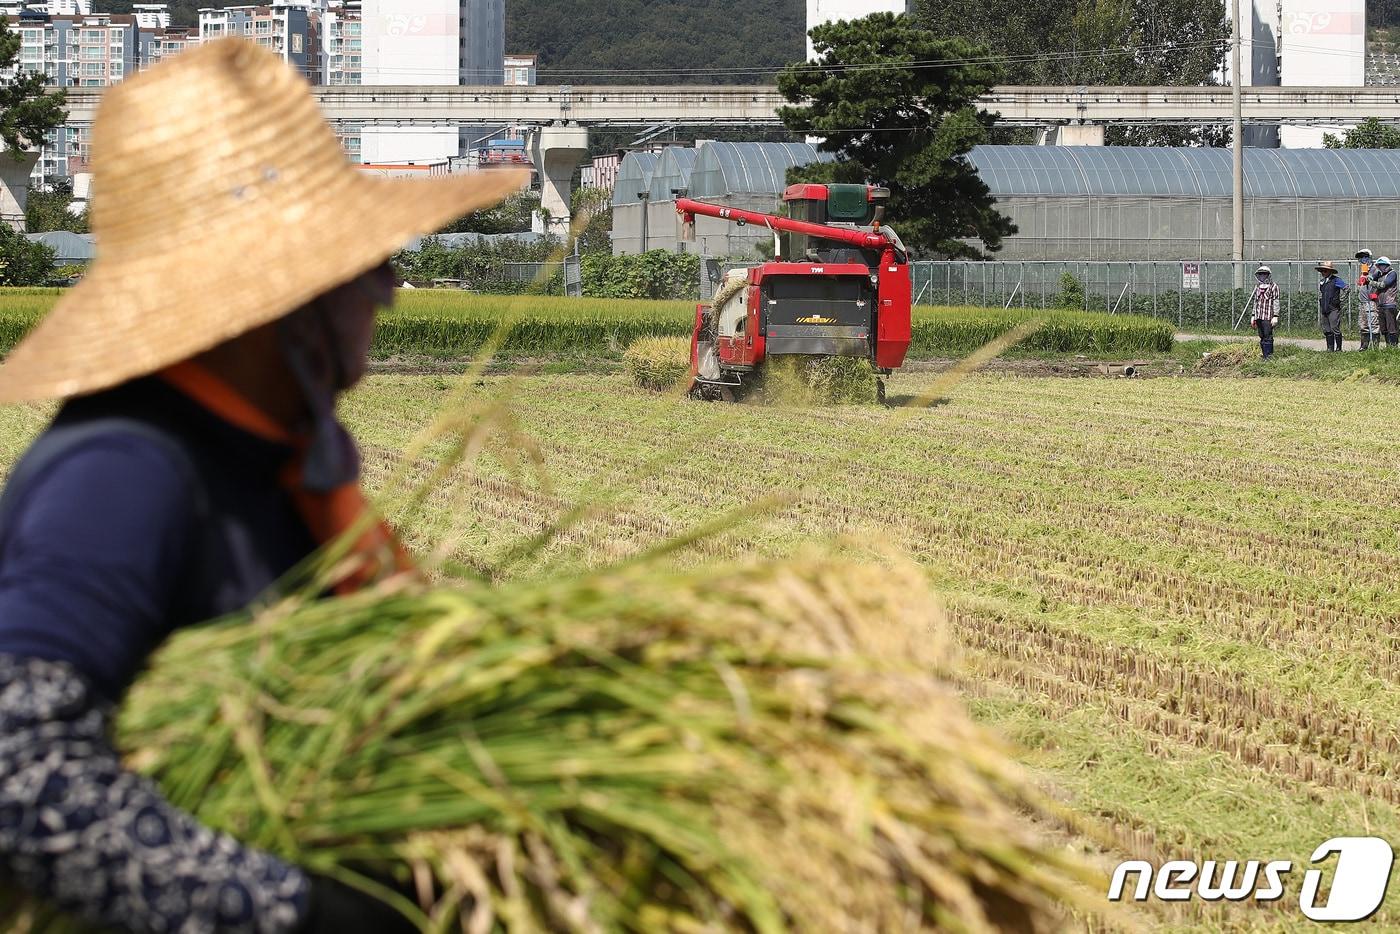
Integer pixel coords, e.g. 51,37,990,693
0,38,527,402
1315,261,1339,274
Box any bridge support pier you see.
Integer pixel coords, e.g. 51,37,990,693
0,149,39,231
1036,124,1105,146
528,124,589,236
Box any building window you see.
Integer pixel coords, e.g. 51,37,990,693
291,33,302,53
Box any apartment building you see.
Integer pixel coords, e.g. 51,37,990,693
131,3,170,28
503,52,535,86
12,12,137,178
198,5,320,83
139,25,198,66
324,0,360,84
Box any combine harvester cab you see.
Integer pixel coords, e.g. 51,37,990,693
680,184,911,402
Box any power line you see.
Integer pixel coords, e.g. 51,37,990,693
291,38,1235,82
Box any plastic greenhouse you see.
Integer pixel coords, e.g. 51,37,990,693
611,141,834,257
968,146,1400,261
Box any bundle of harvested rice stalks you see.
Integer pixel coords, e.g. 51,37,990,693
622,335,692,392
8,553,1107,932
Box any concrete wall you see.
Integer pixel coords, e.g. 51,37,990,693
1279,0,1365,148
361,0,459,163
805,0,909,59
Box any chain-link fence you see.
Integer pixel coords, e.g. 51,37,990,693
909,260,1368,332
410,261,566,295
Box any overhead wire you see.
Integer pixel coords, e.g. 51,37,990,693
290,38,1240,82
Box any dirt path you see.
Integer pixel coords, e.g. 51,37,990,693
1178,331,1335,351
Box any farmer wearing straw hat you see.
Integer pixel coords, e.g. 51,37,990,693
1316,260,1348,351
0,40,524,934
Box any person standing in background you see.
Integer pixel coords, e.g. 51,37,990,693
1251,265,1280,360
1357,249,1381,350
1371,257,1399,348
1316,261,1348,351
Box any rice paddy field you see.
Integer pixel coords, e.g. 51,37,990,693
1,289,1397,930
347,369,1398,931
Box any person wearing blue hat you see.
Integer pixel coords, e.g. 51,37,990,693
1371,257,1398,348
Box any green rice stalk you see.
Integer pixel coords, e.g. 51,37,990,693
0,291,1174,361
5,553,1110,933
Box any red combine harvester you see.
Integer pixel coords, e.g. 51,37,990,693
676,183,911,401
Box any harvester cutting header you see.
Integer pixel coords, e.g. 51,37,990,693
677,182,912,401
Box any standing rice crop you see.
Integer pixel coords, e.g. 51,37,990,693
910,308,1173,356
0,289,1173,361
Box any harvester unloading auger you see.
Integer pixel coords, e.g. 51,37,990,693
677,183,912,402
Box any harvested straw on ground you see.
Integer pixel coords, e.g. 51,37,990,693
622,335,691,392
758,355,879,405
8,552,1104,933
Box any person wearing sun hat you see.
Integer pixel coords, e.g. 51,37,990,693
1370,256,1399,348
1356,249,1382,350
1316,260,1348,351
1250,265,1280,359
0,39,525,933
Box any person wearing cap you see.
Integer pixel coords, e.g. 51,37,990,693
1371,257,1399,348
1316,261,1348,351
0,40,524,934
1251,265,1280,359
1357,249,1382,350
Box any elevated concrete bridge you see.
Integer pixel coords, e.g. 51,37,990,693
59,83,1400,230
60,84,1400,128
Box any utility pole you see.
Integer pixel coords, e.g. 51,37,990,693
1232,0,1245,288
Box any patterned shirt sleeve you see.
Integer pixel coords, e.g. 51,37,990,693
0,653,309,933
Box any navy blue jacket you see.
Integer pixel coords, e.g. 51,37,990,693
0,376,317,700
1319,274,1349,314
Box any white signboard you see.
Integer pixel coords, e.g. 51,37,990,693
1183,262,1201,290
